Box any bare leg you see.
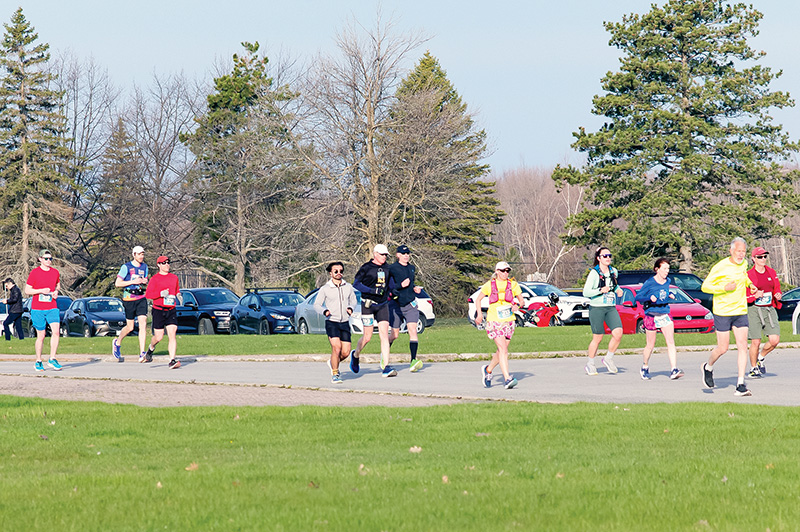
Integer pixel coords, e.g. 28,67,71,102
355,322,373,357
732,326,749,382
137,315,148,354
587,334,604,359
377,321,390,368
166,324,178,360
329,337,342,372
708,330,731,366
662,322,677,369
749,338,761,368
760,334,780,359
642,329,657,366
48,322,60,359
608,328,623,353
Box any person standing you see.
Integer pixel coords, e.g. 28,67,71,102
24,250,63,371
2,278,24,341
473,261,525,389
582,247,624,375
634,258,683,380
315,261,358,383
351,244,395,377
388,245,423,373
746,246,781,377
113,246,149,363
144,255,181,369
701,237,756,397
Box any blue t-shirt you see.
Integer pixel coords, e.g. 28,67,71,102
634,276,672,316
117,261,149,301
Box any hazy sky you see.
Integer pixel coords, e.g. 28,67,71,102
15,0,800,174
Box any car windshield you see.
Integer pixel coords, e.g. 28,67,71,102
57,297,72,311
525,283,568,298
87,300,124,313
195,289,239,306
669,287,695,304
259,292,304,307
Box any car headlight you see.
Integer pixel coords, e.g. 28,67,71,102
92,320,107,325
213,311,230,316
269,313,289,320
704,312,712,320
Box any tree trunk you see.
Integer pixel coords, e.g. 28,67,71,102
20,200,30,271
679,244,693,273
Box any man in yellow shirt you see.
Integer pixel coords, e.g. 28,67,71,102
701,237,760,397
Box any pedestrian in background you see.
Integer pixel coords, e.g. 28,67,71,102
2,277,24,341
746,246,781,377
582,246,624,375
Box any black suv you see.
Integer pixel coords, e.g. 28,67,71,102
176,287,240,334
615,270,711,310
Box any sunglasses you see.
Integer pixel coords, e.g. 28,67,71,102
378,253,389,257
754,255,768,259
498,268,511,273
600,254,612,258
41,256,53,261
158,260,171,265
331,269,343,274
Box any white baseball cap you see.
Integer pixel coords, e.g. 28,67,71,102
132,246,145,255
373,244,389,255
495,261,511,271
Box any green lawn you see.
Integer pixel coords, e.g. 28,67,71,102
1,320,797,357
1,396,798,531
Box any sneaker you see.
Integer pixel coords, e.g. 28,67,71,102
331,372,342,384
734,384,752,397
504,377,518,389
47,359,62,371
585,363,598,376
640,366,651,380
168,358,181,369
139,351,147,363
381,366,397,378
145,347,154,363
112,338,121,360
757,358,766,375
410,359,423,373
747,367,762,378
669,368,684,380
349,349,359,374
34,361,44,372
482,364,492,388
602,357,618,374
702,363,714,389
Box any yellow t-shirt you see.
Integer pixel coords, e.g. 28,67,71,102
701,258,753,316
480,279,522,323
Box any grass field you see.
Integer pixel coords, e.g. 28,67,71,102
1,396,799,531
1,320,796,358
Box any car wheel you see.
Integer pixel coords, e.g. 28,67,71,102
298,319,309,335
549,316,563,327
515,314,525,327
229,320,239,335
258,319,270,335
198,317,215,335
83,324,93,338
415,318,425,334
636,319,645,334
60,324,68,337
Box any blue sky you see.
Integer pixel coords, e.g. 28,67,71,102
15,0,800,174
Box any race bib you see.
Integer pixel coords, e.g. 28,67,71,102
361,316,374,327
496,305,513,320
755,292,772,306
377,270,385,286
653,314,672,329
38,293,52,303
410,300,418,308
603,293,616,305
163,295,176,306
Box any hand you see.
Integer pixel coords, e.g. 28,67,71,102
600,286,610,293
138,277,148,285
413,286,422,294
724,281,737,292
375,287,385,297
324,310,331,317
346,308,353,316
401,278,410,288
668,293,676,300
615,288,624,297
41,288,52,295
755,289,764,298
474,313,482,325
650,295,657,303
776,292,782,301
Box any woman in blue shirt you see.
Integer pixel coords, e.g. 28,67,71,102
634,258,683,380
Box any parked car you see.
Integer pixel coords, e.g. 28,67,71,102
21,296,73,337
230,289,304,334
62,297,129,337
777,287,800,321
176,287,240,334
606,284,714,335
616,270,711,310
468,282,589,326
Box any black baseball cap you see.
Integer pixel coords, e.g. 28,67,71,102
396,245,411,254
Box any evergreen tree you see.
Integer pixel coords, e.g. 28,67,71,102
0,7,75,277
553,0,800,273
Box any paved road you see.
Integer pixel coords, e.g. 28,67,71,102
2,348,800,406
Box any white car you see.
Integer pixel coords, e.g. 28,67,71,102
467,282,589,325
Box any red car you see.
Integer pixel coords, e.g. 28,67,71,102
604,284,714,335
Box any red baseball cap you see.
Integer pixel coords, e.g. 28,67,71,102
157,255,170,264
751,247,768,258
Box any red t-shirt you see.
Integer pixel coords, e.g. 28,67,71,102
26,266,61,310
747,266,781,308
145,272,180,310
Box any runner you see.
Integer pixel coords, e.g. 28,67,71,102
24,250,63,371
634,258,683,380
2,277,24,341
388,245,423,373
746,246,781,377
351,244,395,377
143,255,181,369
314,261,358,383
473,261,525,389
113,246,149,363
582,246,624,375
701,237,756,397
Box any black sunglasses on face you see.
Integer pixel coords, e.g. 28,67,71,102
600,254,612,258
755,255,768,259
159,260,170,265
379,253,389,257
41,257,53,261
498,268,511,273
331,269,343,274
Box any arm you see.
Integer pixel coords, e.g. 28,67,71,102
346,286,357,314
313,287,327,314
701,263,731,295
582,269,602,298
473,290,485,325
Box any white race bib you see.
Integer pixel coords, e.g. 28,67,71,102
755,292,772,306
361,316,374,327
603,293,616,305
653,314,672,329
38,293,52,303
410,300,418,308
496,305,513,320
163,295,176,306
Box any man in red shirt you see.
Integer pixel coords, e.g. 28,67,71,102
746,247,782,377
144,255,181,369
24,249,63,371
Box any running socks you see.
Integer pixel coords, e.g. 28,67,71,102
410,341,418,361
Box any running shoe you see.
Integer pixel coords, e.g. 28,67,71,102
747,367,762,378
602,357,618,374
349,349,359,374
702,363,714,389
757,358,766,375
168,358,181,369
139,351,147,363
145,347,154,363
585,363,598,376
410,359,423,373
47,359,62,371
640,366,651,380
669,368,684,380
35,361,44,372
381,366,397,378
734,384,752,397
504,377,518,390
112,338,121,360
331,372,342,384
482,364,492,388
